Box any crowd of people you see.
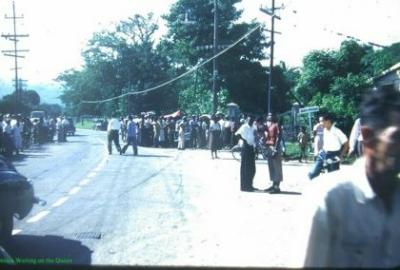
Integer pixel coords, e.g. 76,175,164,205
0,113,73,159
105,113,244,156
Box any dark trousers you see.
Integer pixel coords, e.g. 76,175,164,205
108,130,121,154
190,130,197,148
355,141,363,157
240,142,256,191
122,136,138,155
267,146,283,185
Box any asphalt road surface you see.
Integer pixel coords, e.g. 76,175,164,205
2,128,313,267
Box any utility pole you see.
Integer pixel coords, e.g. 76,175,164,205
182,1,222,115
260,0,282,114
1,1,29,111
212,0,219,115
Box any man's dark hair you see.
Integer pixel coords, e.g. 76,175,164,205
322,113,334,122
248,116,255,126
360,86,400,130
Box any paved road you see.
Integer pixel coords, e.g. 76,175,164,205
2,128,314,267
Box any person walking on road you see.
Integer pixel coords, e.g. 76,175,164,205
308,114,349,180
235,116,257,192
107,113,122,155
121,115,138,156
298,86,400,268
264,113,283,194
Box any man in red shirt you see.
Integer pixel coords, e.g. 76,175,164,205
264,113,283,193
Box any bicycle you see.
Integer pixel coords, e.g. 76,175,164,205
231,139,271,161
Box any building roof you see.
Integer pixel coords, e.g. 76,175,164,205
373,62,400,82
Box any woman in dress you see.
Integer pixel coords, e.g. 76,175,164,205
12,118,23,155
177,122,185,150
209,115,221,159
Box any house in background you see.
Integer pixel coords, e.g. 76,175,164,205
372,62,400,91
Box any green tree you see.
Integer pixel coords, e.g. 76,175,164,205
362,42,400,76
162,0,270,114
337,40,371,76
295,50,338,104
58,13,177,117
0,90,41,114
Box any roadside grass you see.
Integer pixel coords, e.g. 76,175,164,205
75,119,94,130
284,141,356,164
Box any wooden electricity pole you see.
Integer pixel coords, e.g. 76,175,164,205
1,1,29,110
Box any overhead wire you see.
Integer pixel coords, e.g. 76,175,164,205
281,1,388,48
81,23,263,104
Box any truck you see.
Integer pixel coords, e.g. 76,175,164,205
30,110,46,122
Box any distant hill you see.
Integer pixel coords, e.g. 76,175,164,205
0,79,63,105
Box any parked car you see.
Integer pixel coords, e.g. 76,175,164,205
30,110,46,123
93,119,107,131
0,245,13,264
0,155,43,242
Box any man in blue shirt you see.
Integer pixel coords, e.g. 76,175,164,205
121,115,138,156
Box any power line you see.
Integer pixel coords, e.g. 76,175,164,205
281,5,388,49
81,24,263,104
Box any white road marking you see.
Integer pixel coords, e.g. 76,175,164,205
21,137,109,226
51,197,69,208
68,186,81,195
79,178,91,186
87,172,97,178
12,229,22,235
27,211,50,223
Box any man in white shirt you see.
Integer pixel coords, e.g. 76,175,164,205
297,87,400,268
235,116,257,191
107,113,122,155
308,114,349,179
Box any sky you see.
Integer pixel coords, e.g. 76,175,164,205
0,0,399,98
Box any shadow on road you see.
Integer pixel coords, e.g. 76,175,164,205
63,141,87,144
133,154,172,158
69,134,88,137
282,162,311,167
10,151,53,164
3,234,92,265
268,191,302,195
248,189,302,195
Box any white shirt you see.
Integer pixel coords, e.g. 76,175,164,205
209,121,221,131
349,118,363,152
313,123,324,137
235,123,256,146
293,158,400,268
323,125,348,152
107,118,121,131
